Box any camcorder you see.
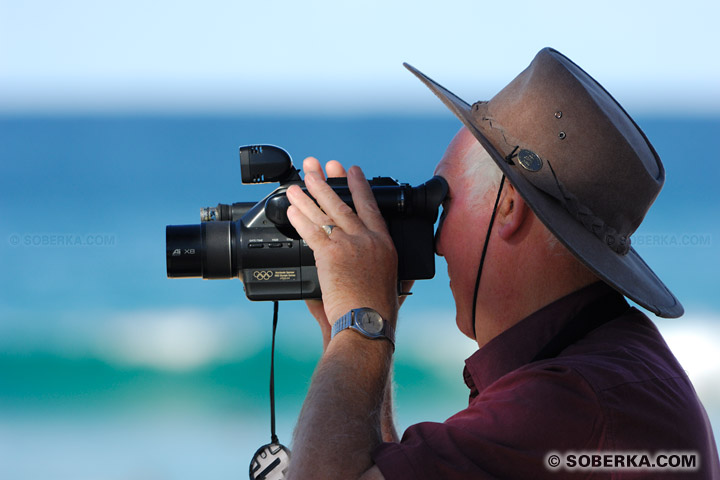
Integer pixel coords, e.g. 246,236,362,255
165,145,448,301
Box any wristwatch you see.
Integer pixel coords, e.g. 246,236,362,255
331,308,395,350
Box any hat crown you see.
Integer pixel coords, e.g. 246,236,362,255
478,48,664,237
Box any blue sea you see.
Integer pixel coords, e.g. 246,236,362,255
1,114,719,479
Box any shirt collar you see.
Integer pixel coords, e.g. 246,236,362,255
463,281,617,396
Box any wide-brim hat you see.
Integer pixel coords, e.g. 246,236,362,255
406,48,683,318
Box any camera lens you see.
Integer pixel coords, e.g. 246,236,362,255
166,222,235,279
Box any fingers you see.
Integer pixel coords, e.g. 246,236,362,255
302,157,347,179
347,166,388,235
303,157,326,180
289,157,354,246
325,160,347,178
287,183,333,227
292,159,388,238
289,158,399,328
303,171,364,234
286,202,331,249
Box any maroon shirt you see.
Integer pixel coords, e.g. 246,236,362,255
373,282,720,478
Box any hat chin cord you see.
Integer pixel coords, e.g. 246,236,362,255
471,175,506,340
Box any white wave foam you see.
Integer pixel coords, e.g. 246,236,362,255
77,308,264,371
655,311,720,404
96,309,246,371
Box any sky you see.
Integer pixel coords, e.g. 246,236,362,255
1,0,719,114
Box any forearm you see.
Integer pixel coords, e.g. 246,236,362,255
318,327,396,442
288,331,393,479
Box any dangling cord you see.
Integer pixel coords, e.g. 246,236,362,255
270,300,279,445
471,175,506,339
248,300,289,480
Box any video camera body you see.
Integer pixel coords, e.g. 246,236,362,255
166,145,447,301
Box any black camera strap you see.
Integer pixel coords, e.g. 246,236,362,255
471,175,506,339
270,300,280,444
249,301,291,479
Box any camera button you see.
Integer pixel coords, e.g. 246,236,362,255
248,242,264,249
268,242,282,248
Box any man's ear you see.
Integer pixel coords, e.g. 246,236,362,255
497,184,529,241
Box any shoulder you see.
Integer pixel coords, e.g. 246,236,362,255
479,310,707,451
372,309,718,478
463,358,606,447
373,364,604,479
556,308,693,392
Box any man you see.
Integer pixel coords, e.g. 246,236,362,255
284,48,720,478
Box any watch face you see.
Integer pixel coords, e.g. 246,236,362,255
357,310,383,335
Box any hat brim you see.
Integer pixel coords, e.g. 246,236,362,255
404,63,683,318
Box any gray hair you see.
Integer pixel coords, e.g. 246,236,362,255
464,141,565,254
463,141,503,208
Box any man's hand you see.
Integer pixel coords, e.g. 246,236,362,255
285,157,397,479
286,158,400,328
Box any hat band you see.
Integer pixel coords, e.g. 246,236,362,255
504,147,631,255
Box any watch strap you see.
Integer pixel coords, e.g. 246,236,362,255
331,310,354,338
331,308,395,349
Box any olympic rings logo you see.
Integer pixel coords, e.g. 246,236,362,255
253,270,274,281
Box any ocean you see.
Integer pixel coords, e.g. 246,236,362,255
1,114,719,479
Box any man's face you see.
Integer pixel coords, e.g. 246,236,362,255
434,127,501,338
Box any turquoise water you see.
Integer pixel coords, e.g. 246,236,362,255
1,115,718,479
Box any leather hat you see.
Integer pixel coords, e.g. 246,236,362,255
406,47,683,318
